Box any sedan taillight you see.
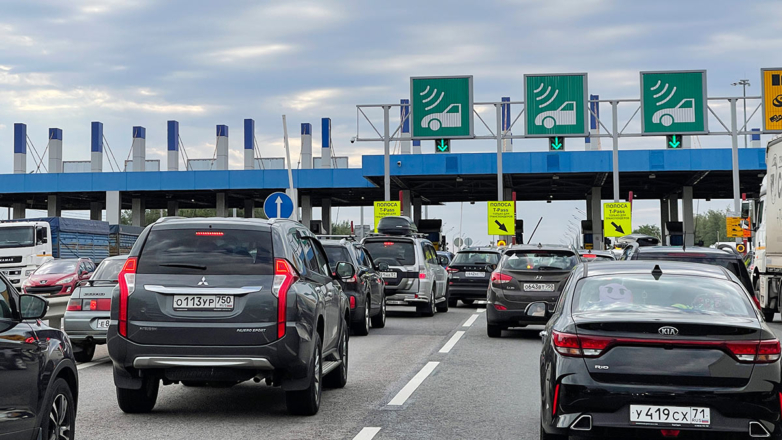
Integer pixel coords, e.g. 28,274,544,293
446,267,459,274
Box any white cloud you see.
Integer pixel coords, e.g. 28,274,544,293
0,87,207,114
207,44,295,63
0,24,35,46
0,68,52,86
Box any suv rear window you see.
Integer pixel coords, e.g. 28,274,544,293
137,228,273,275
452,252,499,265
503,250,577,271
364,240,416,266
323,245,351,271
92,259,125,282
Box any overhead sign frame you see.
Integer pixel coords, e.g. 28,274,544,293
523,72,589,138
603,202,632,238
639,70,709,135
761,67,782,133
410,75,474,140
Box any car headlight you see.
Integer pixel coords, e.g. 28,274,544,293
25,269,35,276
59,277,74,284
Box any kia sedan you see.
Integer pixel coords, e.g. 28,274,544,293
538,261,781,439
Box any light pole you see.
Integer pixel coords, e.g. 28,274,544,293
732,79,750,148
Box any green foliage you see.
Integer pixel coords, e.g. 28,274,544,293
331,220,352,235
632,224,661,239
694,208,728,247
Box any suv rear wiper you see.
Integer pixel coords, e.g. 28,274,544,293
537,266,564,271
159,263,207,270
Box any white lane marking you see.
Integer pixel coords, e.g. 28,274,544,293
475,308,486,313
388,361,439,406
353,427,381,440
77,357,110,370
439,331,465,354
462,314,480,327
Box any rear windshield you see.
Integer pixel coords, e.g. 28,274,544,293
452,252,500,265
137,228,273,275
92,259,125,282
364,240,416,266
572,275,755,318
36,260,77,275
503,251,577,271
323,245,351,271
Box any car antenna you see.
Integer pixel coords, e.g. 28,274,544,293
652,264,663,280
526,217,543,244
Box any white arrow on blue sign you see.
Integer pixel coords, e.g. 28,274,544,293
263,192,294,219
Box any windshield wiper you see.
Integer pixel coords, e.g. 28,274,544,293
537,266,565,271
159,263,207,270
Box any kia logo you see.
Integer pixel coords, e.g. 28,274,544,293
658,326,679,336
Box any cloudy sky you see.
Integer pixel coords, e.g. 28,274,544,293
1,0,779,246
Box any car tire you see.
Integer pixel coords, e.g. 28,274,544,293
371,297,386,328
286,333,322,416
448,296,458,308
461,299,475,306
487,324,503,338
539,422,568,440
764,309,776,322
116,376,159,413
324,318,349,389
419,286,436,317
38,378,76,440
351,296,370,336
436,285,449,313
73,342,95,363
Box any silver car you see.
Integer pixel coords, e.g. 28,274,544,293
63,255,127,362
363,235,448,316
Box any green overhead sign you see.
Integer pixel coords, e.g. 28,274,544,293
524,73,588,137
410,76,473,139
640,70,708,135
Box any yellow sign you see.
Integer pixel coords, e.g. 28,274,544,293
603,202,632,238
736,243,746,254
585,243,593,250
497,240,507,247
373,201,401,232
726,216,743,238
487,201,515,235
762,68,782,132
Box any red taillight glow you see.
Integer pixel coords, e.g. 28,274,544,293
118,257,137,337
273,259,298,339
446,267,459,273
66,300,82,311
346,275,357,283
383,242,395,246
490,272,513,284
494,304,507,311
552,330,782,363
419,272,426,280
552,383,560,416
84,299,111,311
195,231,224,236
752,295,762,310
349,296,356,309
581,254,597,259
660,430,680,438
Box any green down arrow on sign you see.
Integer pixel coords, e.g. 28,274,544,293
667,134,681,148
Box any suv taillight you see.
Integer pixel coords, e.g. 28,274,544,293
273,259,298,339
490,272,513,284
118,257,137,337
446,267,459,274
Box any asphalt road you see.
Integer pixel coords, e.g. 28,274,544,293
74,303,543,440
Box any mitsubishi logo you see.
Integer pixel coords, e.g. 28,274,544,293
197,277,208,286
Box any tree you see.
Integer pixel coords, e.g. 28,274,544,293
694,208,728,247
331,220,352,235
632,224,661,239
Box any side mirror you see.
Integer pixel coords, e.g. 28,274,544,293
437,256,450,266
376,262,390,272
335,261,356,279
20,294,48,320
525,302,549,318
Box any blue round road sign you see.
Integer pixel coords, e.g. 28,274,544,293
263,192,294,219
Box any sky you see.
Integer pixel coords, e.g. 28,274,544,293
0,0,780,247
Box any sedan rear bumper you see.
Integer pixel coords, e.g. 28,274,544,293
486,303,550,326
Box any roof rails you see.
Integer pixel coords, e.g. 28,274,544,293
317,235,357,241
366,232,427,239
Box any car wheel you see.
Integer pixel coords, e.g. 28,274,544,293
116,376,159,413
371,297,386,328
286,333,322,415
543,117,555,129
39,378,75,440
539,422,568,440
73,342,95,363
324,318,349,389
351,296,370,336
661,114,674,127
436,285,449,313
429,119,441,131
487,324,503,338
461,299,475,306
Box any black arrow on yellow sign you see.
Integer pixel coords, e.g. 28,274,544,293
611,222,625,234
495,220,508,232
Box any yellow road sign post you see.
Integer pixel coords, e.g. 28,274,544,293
374,201,401,232
726,216,743,238
762,68,782,132
487,201,515,236
603,202,632,238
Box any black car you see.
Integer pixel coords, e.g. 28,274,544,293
107,217,354,416
446,247,500,307
0,273,79,439
626,246,759,316
486,244,578,338
321,239,386,336
538,261,781,439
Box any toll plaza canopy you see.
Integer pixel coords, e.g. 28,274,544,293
0,148,765,210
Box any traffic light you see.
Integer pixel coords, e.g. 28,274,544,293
434,139,450,153
514,219,524,244
548,137,564,151
666,134,683,149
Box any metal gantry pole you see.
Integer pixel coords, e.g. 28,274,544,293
496,103,503,201
730,98,741,220
742,84,748,149
383,105,391,201
611,101,620,202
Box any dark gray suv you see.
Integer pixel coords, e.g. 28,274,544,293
107,217,354,416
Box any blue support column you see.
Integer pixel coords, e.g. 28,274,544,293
13,123,26,174
244,119,255,170
321,118,331,168
167,120,179,171
91,121,103,172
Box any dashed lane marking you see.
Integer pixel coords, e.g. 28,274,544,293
439,331,465,354
353,427,381,440
77,357,110,371
462,314,480,327
388,361,439,406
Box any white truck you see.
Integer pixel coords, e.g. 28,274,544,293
0,217,111,290
752,136,782,322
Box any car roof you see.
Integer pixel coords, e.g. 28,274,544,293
584,261,732,281
507,244,574,252
634,246,738,258
579,250,614,256
320,239,351,247
457,247,500,253
152,216,291,229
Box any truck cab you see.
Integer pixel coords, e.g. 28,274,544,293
0,221,53,289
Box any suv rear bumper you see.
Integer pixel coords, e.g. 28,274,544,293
448,284,489,301
108,321,316,391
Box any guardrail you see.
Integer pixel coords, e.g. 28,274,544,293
44,295,70,330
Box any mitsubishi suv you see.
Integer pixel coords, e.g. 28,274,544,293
362,216,448,316
107,217,354,416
